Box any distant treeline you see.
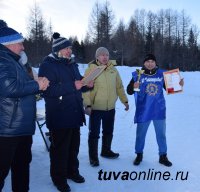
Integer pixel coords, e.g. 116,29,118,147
25,1,200,71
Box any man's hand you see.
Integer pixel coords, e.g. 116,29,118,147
86,80,94,88
179,78,184,86
75,80,83,90
124,103,129,111
134,82,140,89
37,77,49,91
85,106,92,116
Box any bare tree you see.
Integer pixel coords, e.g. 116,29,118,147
86,0,115,47
179,10,191,45
99,0,115,46
87,1,101,44
84,3,200,70
145,11,157,53
46,19,53,42
26,2,51,66
133,9,146,42
111,19,126,65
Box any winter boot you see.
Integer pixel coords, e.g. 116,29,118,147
88,138,99,167
55,183,71,192
52,178,71,192
68,174,85,183
101,135,119,159
133,153,143,165
159,154,172,167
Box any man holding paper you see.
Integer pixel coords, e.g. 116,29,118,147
83,47,129,167
127,53,184,167
39,32,93,192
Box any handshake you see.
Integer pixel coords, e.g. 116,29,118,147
36,77,50,91
36,78,94,91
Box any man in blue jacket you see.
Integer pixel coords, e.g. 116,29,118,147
0,20,49,192
127,54,183,167
39,32,93,192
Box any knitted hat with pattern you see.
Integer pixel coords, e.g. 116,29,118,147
0,20,24,45
52,32,72,52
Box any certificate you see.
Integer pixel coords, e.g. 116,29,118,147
163,68,183,94
82,65,106,86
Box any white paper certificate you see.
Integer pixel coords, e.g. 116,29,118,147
163,69,183,94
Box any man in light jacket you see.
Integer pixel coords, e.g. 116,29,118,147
83,47,129,167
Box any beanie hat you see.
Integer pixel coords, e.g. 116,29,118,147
0,20,24,45
52,32,72,52
95,47,109,58
143,53,156,63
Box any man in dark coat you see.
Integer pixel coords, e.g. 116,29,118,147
0,20,49,191
39,32,93,192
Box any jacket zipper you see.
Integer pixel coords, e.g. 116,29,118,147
105,70,109,111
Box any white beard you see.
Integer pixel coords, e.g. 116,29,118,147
19,51,28,65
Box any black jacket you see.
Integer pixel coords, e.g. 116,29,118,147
39,54,88,129
0,44,39,136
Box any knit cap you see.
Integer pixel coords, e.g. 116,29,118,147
95,47,109,58
0,20,24,45
143,53,157,63
52,32,72,52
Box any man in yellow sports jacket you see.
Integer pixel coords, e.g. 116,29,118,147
82,47,129,167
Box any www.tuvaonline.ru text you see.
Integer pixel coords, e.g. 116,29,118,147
98,169,189,181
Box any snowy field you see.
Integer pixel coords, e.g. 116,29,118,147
3,65,200,192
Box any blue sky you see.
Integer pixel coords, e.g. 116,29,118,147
1,0,199,41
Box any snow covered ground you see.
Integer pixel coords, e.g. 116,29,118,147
3,65,200,192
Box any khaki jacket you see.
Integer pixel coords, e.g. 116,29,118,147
82,60,128,110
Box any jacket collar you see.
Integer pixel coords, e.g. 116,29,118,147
49,52,76,65
90,59,116,69
142,65,158,75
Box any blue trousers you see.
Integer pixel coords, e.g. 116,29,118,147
135,119,167,155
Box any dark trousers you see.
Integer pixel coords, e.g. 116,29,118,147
89,109,115,139
49,128,80,184
0,136,32,192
